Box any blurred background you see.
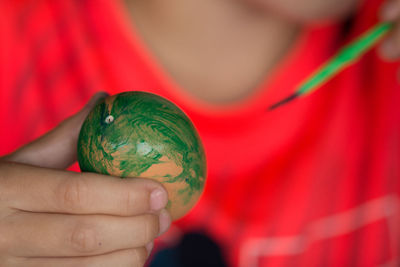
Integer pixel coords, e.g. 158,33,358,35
1,0,399,266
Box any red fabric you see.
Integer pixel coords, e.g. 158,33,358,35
1,0,399,266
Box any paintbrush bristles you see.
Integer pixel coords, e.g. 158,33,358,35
268,93,299,110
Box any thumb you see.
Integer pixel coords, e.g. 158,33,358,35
4,92,109,169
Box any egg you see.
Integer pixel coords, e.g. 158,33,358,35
77,91,206,220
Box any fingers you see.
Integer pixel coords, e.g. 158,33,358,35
4,92,108,169
379,0,400,60
13,248,148,267
0,162,171,266
1,210,170,257
0,162,168,216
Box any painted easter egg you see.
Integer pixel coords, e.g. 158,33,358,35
77,91,206,220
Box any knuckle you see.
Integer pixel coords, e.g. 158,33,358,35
56,177,89,211
69,222,98,253
123,186,150,215
142,214,159,243
124,189,136,215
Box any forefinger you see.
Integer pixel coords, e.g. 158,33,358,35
0,162,168,216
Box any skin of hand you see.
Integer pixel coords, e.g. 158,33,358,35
379,0,400,61
0,92,171,267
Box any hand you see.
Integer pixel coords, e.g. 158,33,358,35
0,93,171,266
379,0,400,60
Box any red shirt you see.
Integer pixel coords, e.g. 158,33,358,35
1,0,399,266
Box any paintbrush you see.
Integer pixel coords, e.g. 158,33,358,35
268,22,392,111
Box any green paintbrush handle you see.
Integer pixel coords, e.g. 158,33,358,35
297,22,392,95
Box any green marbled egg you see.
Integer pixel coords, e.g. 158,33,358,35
77,91,206,220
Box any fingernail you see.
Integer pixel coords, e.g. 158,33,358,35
158,209,171,236
146,242,154,255
380,1,399,21
150,189,167,211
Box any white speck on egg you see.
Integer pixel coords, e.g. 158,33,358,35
105,115,114,124
137,141,152,156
